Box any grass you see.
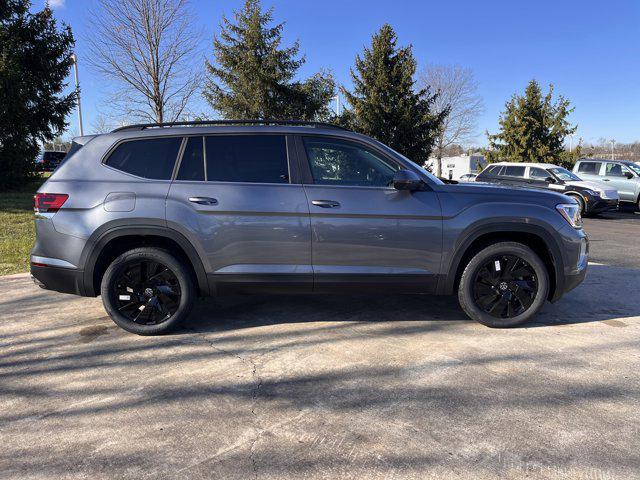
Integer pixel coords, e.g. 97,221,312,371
0,175,49,275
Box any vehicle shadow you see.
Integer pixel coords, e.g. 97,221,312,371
179,263,640,334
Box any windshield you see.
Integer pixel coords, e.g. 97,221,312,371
549,167,581,181
371,140,444,185
626,163,640,176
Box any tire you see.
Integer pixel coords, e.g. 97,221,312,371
458,242,549,328
100,247,195,335
568,194,586,216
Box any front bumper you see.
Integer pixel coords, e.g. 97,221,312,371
586,197,618,214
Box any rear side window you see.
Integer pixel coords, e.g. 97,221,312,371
177,137,205,181
503,165,525,177
106,137,181,179
205,135,288,183
477,165,500,178
577,162,601,175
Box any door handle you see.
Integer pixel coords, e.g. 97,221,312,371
311,200,340,208
189,196,218,205
602,179,610,182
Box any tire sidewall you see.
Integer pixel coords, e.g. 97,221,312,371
458,242,549,328
101,248,195,335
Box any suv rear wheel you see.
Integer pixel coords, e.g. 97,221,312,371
458,242,549,328
100,247,195,335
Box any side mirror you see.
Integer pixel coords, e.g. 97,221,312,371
393,169,424,191
545,176,557,183
625,171,634,179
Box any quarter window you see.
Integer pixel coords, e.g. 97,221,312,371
205,135,288,183
577,162,601,175
303,137,399,187
105,137,182,180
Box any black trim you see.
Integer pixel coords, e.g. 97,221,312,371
30,265,85,296
441,222,565,302
80,224,209,297
112,119,351,133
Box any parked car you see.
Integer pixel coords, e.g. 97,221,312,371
476,162,618,215
573,159,640,209
35,150,67,172
31,120,588,335
459,173,477,182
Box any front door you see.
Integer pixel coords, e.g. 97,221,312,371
602,162,636,202
166,134,312,293
297,135,443,293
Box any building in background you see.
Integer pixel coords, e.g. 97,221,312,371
425,154,487,181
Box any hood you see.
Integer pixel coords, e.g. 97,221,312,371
440,181,569,206
565,180,608,192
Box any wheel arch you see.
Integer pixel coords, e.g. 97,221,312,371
442,223,565,302
81,225,209,297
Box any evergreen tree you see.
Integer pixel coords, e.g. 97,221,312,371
0,0,76,190
486,80,576,163
204,0,334,120
340,24,446,164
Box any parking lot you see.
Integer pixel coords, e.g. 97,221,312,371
1,211,639,480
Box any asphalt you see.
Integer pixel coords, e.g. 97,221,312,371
1,212,639,479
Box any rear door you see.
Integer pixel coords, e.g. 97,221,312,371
166,134,312,292
495,165,527,187
575,161,602,182
297,135,442,293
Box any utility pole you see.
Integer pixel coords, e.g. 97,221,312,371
332,95,341,116
569,134,575,153
610,139,615,160
70,53,84,136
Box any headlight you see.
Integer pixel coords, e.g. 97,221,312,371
556,203,582,228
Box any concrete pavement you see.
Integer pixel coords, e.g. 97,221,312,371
1,217,639,479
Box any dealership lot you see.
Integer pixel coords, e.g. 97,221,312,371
1,212,639,479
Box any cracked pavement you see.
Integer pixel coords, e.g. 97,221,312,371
0,213,639,479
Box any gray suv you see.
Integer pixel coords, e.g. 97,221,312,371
31,120,588,335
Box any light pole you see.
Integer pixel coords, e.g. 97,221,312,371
568,134,575,153
70,53,84,136
610,139,615,160
332,95,341,116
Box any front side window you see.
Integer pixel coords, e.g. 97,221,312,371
303,137,399,187
577,162,601,175
205,135,288,184
502,165,525,177
105,137,182,180
605,163,631,177
529,167,549,179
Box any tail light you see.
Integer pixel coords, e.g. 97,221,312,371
34,193,68,213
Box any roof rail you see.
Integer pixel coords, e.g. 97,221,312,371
111,119,350,133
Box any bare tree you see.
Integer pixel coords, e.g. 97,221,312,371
88,0,202,123
419,65,484,176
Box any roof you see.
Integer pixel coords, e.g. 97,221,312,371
577,158,637,165
491,162,562,169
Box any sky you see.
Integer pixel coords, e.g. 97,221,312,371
42,0,640,146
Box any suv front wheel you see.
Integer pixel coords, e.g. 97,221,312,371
101,247,195,335
458,242,549,327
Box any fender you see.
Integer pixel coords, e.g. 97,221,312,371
80,220,209,296
439,221,565,301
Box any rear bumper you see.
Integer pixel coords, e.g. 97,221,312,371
30,264,85,296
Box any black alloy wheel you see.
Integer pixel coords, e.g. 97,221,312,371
113,260,181,325
472,254,538,319
101,247,195,335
